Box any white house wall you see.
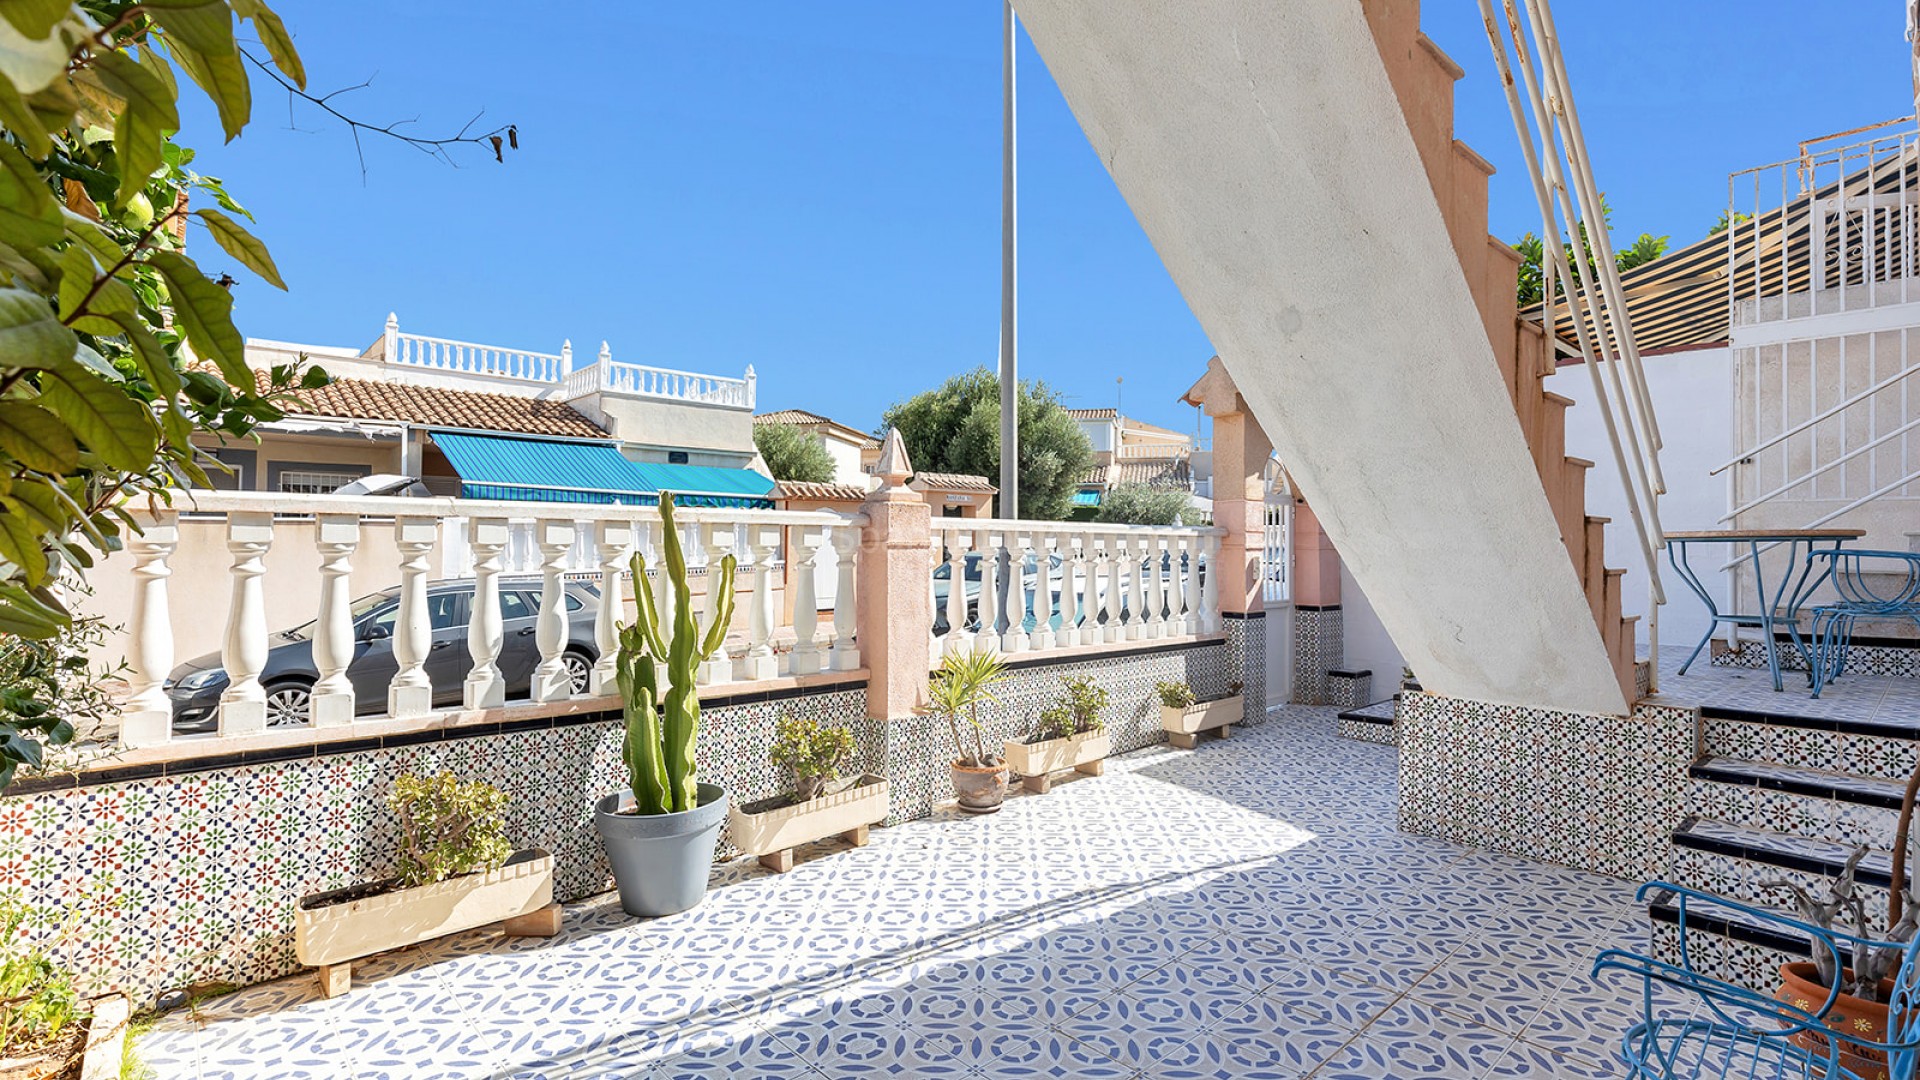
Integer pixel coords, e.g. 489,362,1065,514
1013,0,1626,714
1339,563,1406,692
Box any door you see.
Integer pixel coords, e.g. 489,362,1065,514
347,590,470,709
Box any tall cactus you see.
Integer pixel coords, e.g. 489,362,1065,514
615,494,736,815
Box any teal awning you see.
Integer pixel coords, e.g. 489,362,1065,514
430,432,776,509
1072,490,1102,507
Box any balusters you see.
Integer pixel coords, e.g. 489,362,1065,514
461,517,510,709
120,516,178,747
217,512,275,734
1031,533,1055,650
1143,533,1167,639
944,529,973,656
1200,532,1222,634
1104,537,1125,643
790,526,826,674
1001,534,1031,653
1182,534,1204,636
530,520,576,702
830,522,861,670
1123,535,1147,642
1057,535,1080,648
310,514,360,725
974,531,1001,653
930,533,947,655
388,516,437,719
741,525,781,680
1079,535,1102,647
700,522,736,685
591,521,631,695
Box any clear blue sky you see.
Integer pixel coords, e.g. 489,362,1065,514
187,3,1914,439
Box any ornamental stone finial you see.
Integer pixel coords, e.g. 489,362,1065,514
874,427,913,488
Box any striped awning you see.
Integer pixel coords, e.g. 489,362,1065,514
430,432,776,509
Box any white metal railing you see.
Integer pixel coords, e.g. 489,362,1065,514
1713,122,1920,568
116,490,861,749
1115,444,1190,460
925,518,1224,663
1262,497,1292,604
380,315,757,410
1478,0,1668,680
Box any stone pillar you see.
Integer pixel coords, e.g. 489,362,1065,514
858,429,932,722
1183,356,1270,722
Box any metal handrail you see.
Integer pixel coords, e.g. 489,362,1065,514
1710,363,1920,477
1719,414,1920,521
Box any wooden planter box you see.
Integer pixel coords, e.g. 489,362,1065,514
1003,728,1110,793
1161,695,1243,748
294,848,559,997
0,994,127,1080
729,775,890,873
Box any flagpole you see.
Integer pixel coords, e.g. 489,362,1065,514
999,0,1019,518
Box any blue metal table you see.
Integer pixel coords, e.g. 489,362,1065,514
1666,528,1864,692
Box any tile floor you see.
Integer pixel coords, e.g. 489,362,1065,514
1651,650,1920,729
141,705,1661,1079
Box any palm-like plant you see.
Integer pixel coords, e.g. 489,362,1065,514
928,649,1007,768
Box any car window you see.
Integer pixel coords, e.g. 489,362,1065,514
428,592,463,631
564,592,584,612
498,591,536,621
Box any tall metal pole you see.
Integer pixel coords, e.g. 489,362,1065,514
999,0,1019,518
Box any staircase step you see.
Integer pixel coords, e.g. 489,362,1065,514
1689,756,1910,810
1647,887,1808,994
1700,710,1920,780
1671,817,1897,893
1701,703,1920,745
1686,770,1901,849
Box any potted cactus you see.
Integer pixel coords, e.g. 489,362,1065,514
928,649,1011,813
595,494,736,917
1004,674,1111,794
1158,679,1241,749
729,715,890,873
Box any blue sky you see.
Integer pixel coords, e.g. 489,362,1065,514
188,3,1914,438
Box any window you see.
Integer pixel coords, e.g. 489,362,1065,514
278,469,365,494
499,592,537,621
361,593,464,638
667,450,689,465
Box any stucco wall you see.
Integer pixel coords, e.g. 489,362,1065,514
591,395,754,456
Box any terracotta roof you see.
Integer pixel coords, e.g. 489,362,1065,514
911,471,997,493
1065,407,1118,420
755,409,831,426
776,479,869,502
1083,457,1191,489
282,375,608,439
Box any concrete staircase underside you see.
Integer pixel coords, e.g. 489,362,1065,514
1014,0,1627,715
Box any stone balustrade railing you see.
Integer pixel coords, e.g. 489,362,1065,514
388,329,566,385
927,518,1224,663
118,491,861,749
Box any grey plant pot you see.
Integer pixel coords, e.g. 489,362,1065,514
594,783,728,918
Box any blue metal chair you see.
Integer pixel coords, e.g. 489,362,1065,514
1804,550,1920,697
1593,883,1920,1079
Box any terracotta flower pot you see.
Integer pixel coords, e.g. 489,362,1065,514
951,761,1010,814
1774,961,1896,1079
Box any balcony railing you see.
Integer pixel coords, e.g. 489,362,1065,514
117,491,860,748
380,315,757,409
927,518,1224,663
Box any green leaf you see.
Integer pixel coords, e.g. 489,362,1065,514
0,582,67,639
38,365,159,472
0,69,49,158
107,309,182,397
92,52,180,208
195,207,284,289
244,2,304,91
0,401,77,472
60,209,122,268
0,286,76,369
145,249,248,384
0,138,62,248
150,7,249,142
0,498,50,583
0,0,67,42
135,41,178,99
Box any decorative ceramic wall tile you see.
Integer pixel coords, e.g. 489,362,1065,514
1711,639,1920,679
1290,607,1342,705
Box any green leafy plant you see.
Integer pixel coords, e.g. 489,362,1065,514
927,648,1008,768
1155,680,1196,709
752,421,836,484
1094,483,1192,526
616,493,734,815
768,714,856,802
0,902,82,1061
1060,674,1108,733
1034,703,1075,743
879,366,1094,520
386,773,513,889
0,598,121,788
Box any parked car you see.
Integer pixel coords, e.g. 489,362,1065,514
931,549,1203,636
166,579,602,733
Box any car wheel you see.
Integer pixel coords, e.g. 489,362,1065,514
562,651,593,695
264,681,313,728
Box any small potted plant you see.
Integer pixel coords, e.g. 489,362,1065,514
596,493,735,917
729,715,890,873
928,649,1011,814
1004,674,1111,794
294,773,558,997
1158,679,1242,749
0,904,130,1080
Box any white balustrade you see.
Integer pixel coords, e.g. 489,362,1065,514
388,516,438,719
699,522,736,686
1104,538,1125,644
1057,536,1081,648
385,316,754,408
830,522,862,670
1001,534,1031,654
942,528,973,657
590,521,631,695
310,514,360,725
974,531,1001,654
740,525,781,681
790,526,826,675
463,517,510,709
119,517,178,748
1200,533,1222,634
1181,534,1203,636
530,520,576,703
217,512,273,735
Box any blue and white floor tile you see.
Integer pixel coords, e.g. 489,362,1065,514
139,704,1652,1078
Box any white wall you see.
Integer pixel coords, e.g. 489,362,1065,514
1078,419,1115,454
819,433,867,487
1339,564,1405,692
1548,346,1733,657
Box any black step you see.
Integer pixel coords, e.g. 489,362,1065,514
1336,699,1396,725
1689,756,1910,810
1700,703,1920,743
1672,817,1897,892
1647,888,1811,958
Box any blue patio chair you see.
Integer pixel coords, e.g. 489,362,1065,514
1804,550,1920,697
1592,883,1920,1079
